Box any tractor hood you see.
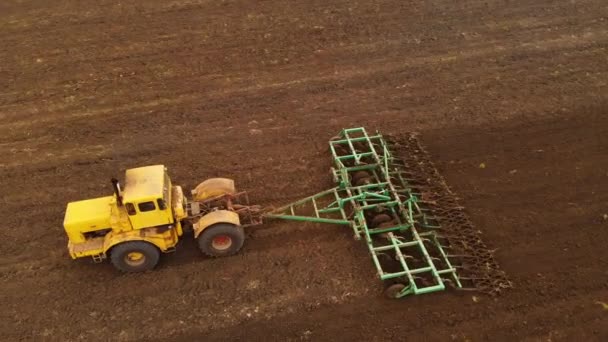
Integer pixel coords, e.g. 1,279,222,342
64,196,114,243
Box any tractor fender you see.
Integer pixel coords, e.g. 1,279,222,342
193,210,241,239
102,229,171,254
191,178,235,202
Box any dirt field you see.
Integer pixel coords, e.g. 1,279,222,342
1,0,607,340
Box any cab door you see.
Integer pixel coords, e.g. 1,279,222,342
126,199,172,229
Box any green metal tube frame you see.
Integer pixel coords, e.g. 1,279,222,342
265,127,465,299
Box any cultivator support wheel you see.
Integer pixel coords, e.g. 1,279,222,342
266,127,510,298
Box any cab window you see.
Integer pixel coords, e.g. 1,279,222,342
126,203,137,215
157,198,167,210
138,201,156,212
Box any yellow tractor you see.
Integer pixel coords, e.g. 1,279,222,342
63,165,261,272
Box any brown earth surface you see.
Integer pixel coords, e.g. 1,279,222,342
1,0,607,341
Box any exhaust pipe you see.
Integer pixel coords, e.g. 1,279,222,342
111,178,123,205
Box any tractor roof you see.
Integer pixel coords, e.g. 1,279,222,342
122,165,166,203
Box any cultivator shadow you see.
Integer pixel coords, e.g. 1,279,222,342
265,127,510,298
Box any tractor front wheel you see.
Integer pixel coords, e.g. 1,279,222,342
110,241,160,273
197,223,245,257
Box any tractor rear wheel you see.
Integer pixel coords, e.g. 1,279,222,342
110,241,160,273
197,223,245,257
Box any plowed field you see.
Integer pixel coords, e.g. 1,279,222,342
1,0,607,340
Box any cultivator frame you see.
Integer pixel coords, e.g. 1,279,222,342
266,127,510,298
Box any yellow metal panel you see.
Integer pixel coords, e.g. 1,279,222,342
64,196,114,243
109,202,133,233
68,238,105,259
171,185,187,220
122,165,166,203
175,220,183,237
193,210,240,238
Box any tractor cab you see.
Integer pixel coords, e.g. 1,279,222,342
118,165,174,230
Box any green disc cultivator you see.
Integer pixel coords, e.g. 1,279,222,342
265,127,510,298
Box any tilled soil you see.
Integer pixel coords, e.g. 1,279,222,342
1,0,607,340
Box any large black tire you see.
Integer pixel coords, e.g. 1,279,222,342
197,223,245,257
110,241,160,273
